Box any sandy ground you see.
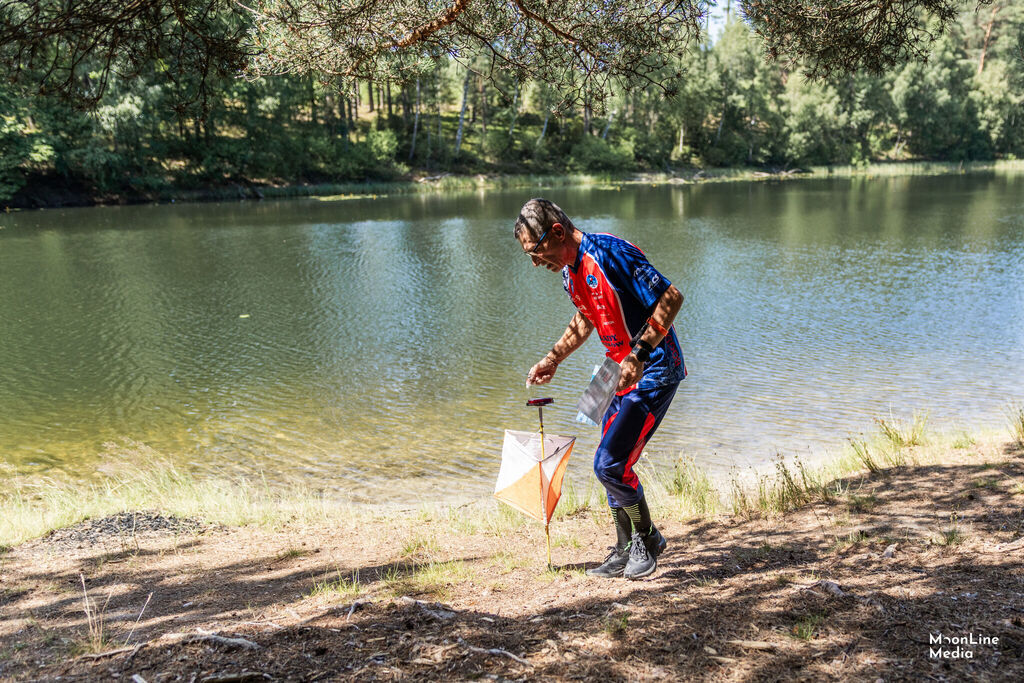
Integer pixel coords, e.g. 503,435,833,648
2,441,1023,682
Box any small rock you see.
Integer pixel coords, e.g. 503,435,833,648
883,544,897,558
703,645,718,655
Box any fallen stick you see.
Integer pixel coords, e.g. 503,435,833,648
199,672,271,683
77,644,141,661
188,634,260,650
996,537,1024,552
458,638,531,666
347,600,368,621
725,639,776,651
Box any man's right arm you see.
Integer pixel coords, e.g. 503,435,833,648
526,312,594,385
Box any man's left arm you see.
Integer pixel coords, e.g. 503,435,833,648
617,285,684,390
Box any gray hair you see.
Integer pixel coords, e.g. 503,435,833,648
513,198,575,241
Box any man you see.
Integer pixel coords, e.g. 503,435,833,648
515,198,686,580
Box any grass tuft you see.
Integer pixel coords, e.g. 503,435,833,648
694,575,722,587
400,534,439,559
790,613,825,640
380,560,473,600
603,611,630,636
935,512,967,546
76,574,113,655
1007,404,1024,448
554,479,598,520
846,494,878,514
875,411,928,450
952,431,976,449
491,550,528,573
849,439,880,474
830,530,869,553
666,457,720,516
937,528,966,546
309,570,361,600
274,548,309,562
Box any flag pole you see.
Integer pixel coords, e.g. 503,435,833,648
539,403,551,568
528,398,554,569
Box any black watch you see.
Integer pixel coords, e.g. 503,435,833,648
632,340,653,364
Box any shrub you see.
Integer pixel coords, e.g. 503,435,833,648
568,136,635,173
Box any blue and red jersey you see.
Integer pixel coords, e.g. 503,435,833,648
563,232,686,390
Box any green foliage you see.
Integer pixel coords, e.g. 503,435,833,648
568,136,634,173
368,129,399,163
891,30,989,160
3,3,1024,206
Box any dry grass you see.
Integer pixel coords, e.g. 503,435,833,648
1007,404,1024,447
0,451,364,546
1,419,1012,549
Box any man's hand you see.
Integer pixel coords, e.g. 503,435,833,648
617,354,643,391
527,356,559,386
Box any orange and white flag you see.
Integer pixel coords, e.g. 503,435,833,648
494,430,576,524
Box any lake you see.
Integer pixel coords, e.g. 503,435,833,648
2,174,1023,503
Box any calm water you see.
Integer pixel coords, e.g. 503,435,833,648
2,175,1023,503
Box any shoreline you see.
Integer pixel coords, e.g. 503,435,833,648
2,420,1021,549
1,425,1022,680
5,159,1023,212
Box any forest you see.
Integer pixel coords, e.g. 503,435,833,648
2,3,1022,203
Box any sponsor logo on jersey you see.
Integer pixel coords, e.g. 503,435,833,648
586,274,598,289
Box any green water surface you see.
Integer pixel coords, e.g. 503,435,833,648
2,174,1023,502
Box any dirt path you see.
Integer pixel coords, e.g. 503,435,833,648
3,443,1023,682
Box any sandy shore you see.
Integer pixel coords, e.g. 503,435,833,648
2,436,1023,682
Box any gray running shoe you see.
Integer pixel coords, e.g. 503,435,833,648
586,545,630,578
645,526,668,557
624,527,667,579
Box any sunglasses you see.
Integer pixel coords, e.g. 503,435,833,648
527,229,551,255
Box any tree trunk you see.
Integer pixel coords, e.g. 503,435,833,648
678,122,685,155
339,80,349,141
455,69,471,155
245,84,257,137
536,112,549,149
435,72,442,150
387,81,393,117
324,91,335,136
508,83,520,139
401,83,411,127
409,78,421,161
584,98,591,135
309,76,317,126
480,75,487,137
367,80,374,112
601,109,617,139
978,4,1001,75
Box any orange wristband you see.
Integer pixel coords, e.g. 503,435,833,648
647,317,668,337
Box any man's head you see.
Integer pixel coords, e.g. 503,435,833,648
514,198,578,272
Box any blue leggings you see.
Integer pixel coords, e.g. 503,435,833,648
594,382,679,508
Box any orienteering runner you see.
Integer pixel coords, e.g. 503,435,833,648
514,198,686,579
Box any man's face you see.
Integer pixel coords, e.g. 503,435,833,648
518,223,565,272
